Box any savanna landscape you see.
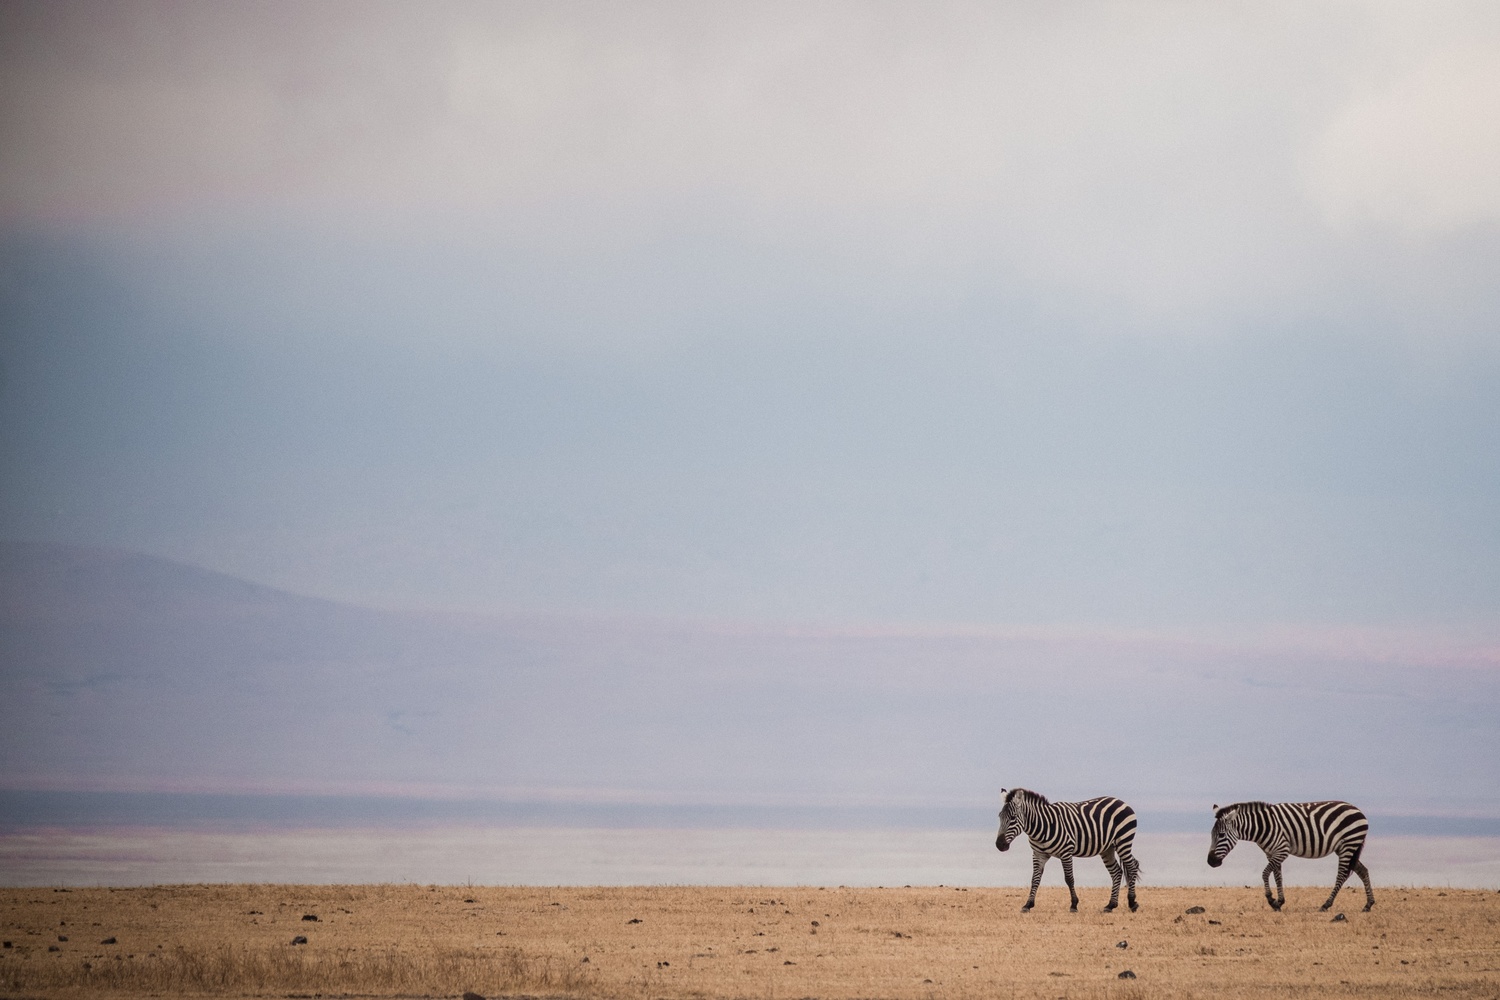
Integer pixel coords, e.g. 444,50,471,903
2,883,1497,999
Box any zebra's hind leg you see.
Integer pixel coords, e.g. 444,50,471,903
1061,856,1079,912
1353,861,1374,911
1320,851,1357,911
1101,850,1122,912
1122,846,1140,912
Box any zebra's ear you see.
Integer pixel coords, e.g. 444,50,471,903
1212,804,1218,810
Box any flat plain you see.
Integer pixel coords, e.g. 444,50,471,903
2,884,1497,999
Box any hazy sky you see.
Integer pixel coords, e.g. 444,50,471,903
4,0,1500,633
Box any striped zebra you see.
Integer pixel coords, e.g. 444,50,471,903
1207,800,1374,912
995,787,1141,913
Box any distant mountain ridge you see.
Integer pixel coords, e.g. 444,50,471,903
2,541,1498,820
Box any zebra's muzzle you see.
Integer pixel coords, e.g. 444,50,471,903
996,836,1010,852
1207,854,1222,868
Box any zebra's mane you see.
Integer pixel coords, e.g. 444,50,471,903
1215,801,1267,819
1006,787,1049,807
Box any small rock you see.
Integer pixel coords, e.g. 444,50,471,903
1185,906,1206,914
1332,913,1347,922
463,992,486,1000
301,914,319,921
1172,915,1183,923
48,945,60,952
100,937,116,945
58,935,68,942
1208,919,1222,925
2,941,11,948
811,920,820,926
291,935,308,945
784,960,796,965
464,898,475,903
923,978,932,983
580,956,589,963
1118,969,1137,979
627,917,642,924
657,961,669,967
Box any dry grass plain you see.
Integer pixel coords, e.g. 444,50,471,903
2,884,1497,999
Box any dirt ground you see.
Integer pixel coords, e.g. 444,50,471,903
2,883,1497,999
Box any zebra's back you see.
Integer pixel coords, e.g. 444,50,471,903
1058,796,1137,857
1272,801,1368,859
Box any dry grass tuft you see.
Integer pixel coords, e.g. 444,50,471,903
7,941,593,995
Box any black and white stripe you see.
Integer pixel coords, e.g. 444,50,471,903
1207,800,1374,911
995,787,1140,913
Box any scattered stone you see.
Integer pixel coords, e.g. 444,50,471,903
2,941,11,948
463,992,486,1000
48,945,60,952
657,961,669,967
301,914,319,921
627,918,643,924
1118,969,1137,979
922,978,932,983
1116,940,1127,949
1332,913,1347,922
811,920,820,926
1186,906,1206,914
1172,915,1183,924
100,937,116,945
580,957,589,963
1208,919,1222,925
58,935,68,942
784,960,796,965
291,935,308,945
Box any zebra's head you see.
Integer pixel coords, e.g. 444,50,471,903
995,787,1030,852
1207,803,1239,868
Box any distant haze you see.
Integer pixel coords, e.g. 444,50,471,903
2,544,1497,818
2,4,1499,819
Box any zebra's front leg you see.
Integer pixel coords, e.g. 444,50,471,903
1060,856,1079,912
1101,851,1122,912
1353,861,1374,912
1320,852,1356,911
1261,861,1283,910
1022,850,1047,912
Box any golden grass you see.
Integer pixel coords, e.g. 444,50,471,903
1,883,1497,998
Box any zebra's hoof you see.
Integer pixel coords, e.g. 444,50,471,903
1128,901,1139,913
1069,906,1078,913
1102,904,1117,913
1363,904,1374,912
1020,906,1033,914
1319,904,1331,912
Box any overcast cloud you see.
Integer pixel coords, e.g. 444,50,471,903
2,2,1499,813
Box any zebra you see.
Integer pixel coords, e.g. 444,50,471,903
1206,800,1374,912
995,787,1141,913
